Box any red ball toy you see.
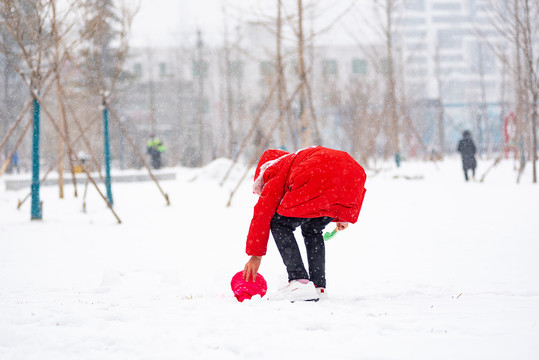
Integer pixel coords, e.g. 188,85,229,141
230,271,267,302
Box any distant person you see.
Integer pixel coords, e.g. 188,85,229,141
5,151,19,174
457,130,477,181
11,151,19,173
147,135,166,169
75,151,89,173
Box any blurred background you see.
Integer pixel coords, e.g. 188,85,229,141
0,0,537,178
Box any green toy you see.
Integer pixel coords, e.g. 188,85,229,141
323,228,338,241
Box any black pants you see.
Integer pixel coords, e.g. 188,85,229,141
463,167,475,181
270,213,333,288
150,153,161,169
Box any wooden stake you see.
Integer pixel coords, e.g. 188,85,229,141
109,108,170,206
17,159,57,210
82,177,89,213
34,92,122,223
16,119,99,209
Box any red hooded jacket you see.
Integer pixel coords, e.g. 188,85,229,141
246,146,367,256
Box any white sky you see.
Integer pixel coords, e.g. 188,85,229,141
130,0,223,47
130,0,364,49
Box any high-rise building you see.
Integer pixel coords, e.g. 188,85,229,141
397,0,504,150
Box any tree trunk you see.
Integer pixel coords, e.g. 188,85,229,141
522,0,537,182
385,0,399,158
297,0,312,148
196,30,205,165
276,0,286,148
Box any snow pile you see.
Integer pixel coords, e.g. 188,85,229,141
1,157,538,359
187,158,248,186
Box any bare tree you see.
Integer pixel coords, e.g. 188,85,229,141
343,75,384,165
482,0,538,183
194,29,206,166
345,0,404,164
0,0,124,221
433,45,445,156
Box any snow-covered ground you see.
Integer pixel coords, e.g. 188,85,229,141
1,156,538,360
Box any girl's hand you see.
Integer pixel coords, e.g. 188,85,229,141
336,222,349,231
243,256,262,282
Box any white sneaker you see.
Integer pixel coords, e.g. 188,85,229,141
267,280,320,302
316,287,328,301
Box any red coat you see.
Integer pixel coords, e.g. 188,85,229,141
246,146,367,256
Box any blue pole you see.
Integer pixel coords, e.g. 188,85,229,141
103,105,113,206
31,97,42,220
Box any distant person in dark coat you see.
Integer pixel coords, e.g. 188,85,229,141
457,130,477,181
